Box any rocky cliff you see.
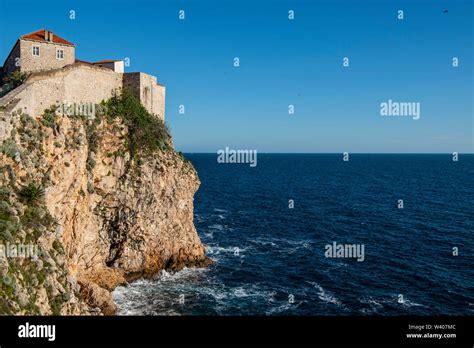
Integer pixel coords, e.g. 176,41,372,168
0,90,210,315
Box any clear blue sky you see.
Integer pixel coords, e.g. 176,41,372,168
1,0,472,153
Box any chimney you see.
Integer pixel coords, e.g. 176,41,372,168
45,30,53,42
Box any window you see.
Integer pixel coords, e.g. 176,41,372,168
56,49,64,60
32,46,40,57
144,87,150,106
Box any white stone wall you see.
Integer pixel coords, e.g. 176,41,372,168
12,64,122,118
155,84,166,121
4,63,165,121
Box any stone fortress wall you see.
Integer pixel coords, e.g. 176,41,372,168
123,72,165,121
1,62,165,121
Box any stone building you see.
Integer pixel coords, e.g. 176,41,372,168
2,29,75,75
0,29,165,120
93,60,124,73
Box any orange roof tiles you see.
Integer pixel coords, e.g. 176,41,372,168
20,29,74,46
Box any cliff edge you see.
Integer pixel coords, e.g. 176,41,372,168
0,89,210,315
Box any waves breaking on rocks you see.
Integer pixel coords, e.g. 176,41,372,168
113,154,474,316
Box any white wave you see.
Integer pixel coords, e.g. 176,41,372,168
272,238,312,247
275,238,312,254
307,281,342,306
358,296,383,314
196,283,276,314
250,238,312,254
361,297,383,307
208,224,224,230
112,267,212,315
213,208,227,212
266,297,305,315
154,267,209,282
233,287,248,298
206,245,247,255
359,294,425,311
194,214,205,223
395,294,424,308
230,286,274,299
266,302,293,314
249,239,277,247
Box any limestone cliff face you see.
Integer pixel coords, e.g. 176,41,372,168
0,102,210,315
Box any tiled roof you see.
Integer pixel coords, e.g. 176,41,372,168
75,59,93,65
93,60,121,64
20,29,74,46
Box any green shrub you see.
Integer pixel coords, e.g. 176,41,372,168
41,106,58,129
37,270,46,285
177,151,190,163
85,120,99,171
103,88,172,158
18,183,45,206
0,138,19,159
86,157,96,171
2,70,28,86
0,223,14,241
0,195,17,241
52,240,65,255
0,200,9,211
20,205,56,234
87,181,94,194
0,186,12,200
50,295,63,315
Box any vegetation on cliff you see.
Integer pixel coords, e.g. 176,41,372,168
0,111,84,315
0,87,205,315
0,183,71,315
103,88,172,158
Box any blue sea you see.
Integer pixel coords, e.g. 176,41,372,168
113,154,474,315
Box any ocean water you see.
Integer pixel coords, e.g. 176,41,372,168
113,154,474,315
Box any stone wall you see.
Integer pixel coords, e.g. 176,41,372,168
123,72,165,120
2,63,165,121
156,83,166,120
2,41,21,76
10,63,122,118
121,72,140,101
19,39,75,74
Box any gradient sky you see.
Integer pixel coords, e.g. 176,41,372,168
1,0,472,153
